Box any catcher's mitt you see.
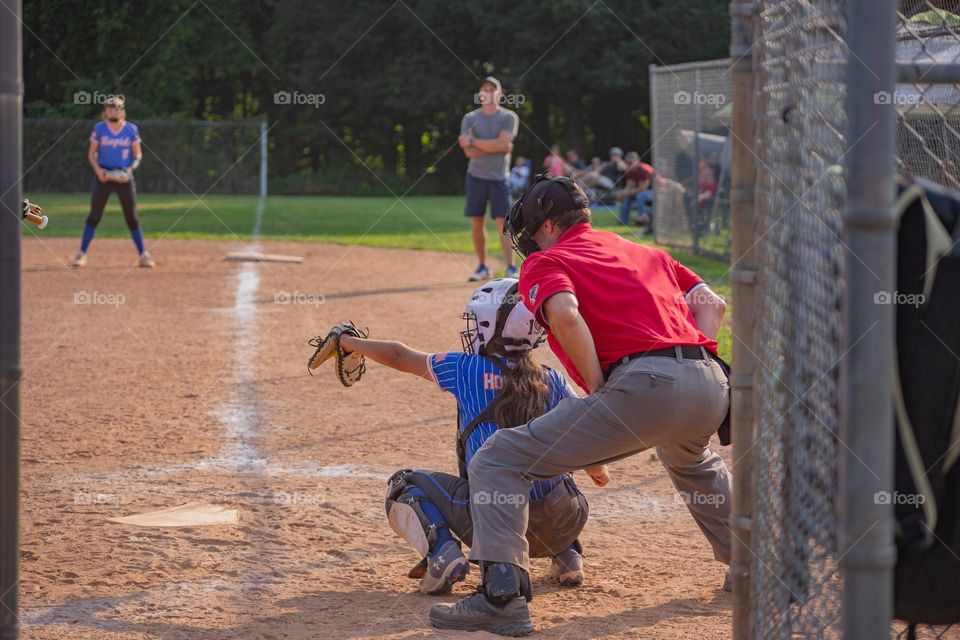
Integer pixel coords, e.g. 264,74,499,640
307,321,369,387
104,169,131,183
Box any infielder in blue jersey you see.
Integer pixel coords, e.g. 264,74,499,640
71,95,154,268
336,278,609,596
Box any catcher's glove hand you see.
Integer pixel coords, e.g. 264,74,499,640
104,169,131,183
307,321,369,387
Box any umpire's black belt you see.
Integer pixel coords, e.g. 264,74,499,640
605,345,709,378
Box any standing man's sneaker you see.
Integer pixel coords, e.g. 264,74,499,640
468,265,491,282
138,252,155,268
420,540,469,595
430,588,533,636
552,547,584,587
70,251,87,267
505,264,519,278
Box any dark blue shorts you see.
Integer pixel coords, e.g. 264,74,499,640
464,173,510,218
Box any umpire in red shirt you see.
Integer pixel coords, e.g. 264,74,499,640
430,175,731,636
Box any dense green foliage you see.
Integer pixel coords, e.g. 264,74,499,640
24,1,730,194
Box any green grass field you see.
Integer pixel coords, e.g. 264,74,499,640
32,192,732,359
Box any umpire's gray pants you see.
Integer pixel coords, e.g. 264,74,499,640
467,349,731,571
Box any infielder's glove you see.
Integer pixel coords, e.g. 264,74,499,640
307,321,369,387
105,169,131,183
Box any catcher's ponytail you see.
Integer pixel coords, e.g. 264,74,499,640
493,351,551,429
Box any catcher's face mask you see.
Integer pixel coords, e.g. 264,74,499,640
505,174,589,258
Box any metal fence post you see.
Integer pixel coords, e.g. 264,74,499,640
841,0,897,638
0,0,22,638
728,2,758,638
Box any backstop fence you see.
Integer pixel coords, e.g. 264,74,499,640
22,118,266,195
730,0,960,638
649,58,733,258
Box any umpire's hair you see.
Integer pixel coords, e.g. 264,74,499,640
551,207,592,231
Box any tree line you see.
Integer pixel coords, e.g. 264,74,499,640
23,0,730,194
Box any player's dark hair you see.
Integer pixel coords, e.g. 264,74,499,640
552,207,591,231
494,352,551,430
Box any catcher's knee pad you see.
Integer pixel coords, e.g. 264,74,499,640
385,469,441,556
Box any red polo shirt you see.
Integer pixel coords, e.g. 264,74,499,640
518,223,716,391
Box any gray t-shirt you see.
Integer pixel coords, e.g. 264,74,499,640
460,107,519,181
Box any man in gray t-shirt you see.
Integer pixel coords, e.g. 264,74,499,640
459,76,519,281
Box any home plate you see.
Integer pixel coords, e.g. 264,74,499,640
108,502,239,527
223,252,303,264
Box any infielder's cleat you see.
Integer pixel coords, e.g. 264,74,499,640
552,547,584,587
505,264,519,278
407,556,428,579
70,251,87,267
430,587,533,636
138,251,155,268
468,265,491,282
420,540,469,595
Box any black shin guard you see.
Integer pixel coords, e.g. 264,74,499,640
480,562,533,603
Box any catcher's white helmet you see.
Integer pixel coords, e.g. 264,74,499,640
460,278,545,358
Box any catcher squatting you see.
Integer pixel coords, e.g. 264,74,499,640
309,175,731,637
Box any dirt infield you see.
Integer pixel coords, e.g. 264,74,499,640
17,237,732,639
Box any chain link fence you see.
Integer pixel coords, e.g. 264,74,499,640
23,118,265,194
649,59,732,258
740,1,960,638
896,2,960,191
748,1,849,636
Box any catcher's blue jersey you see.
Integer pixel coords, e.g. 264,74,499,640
428,352,577,501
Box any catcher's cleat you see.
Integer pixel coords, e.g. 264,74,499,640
138,251,155,268
468,265,491,282
70,251,87,267
408,556,428,580
420,540,469,595
551,547,584,587
430,587,533,637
